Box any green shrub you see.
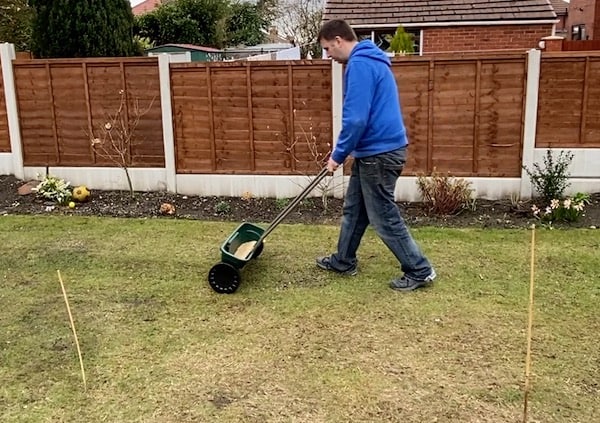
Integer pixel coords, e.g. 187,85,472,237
214,200,231,215
523,149,573,202
32,174,72,205
416,173,473,216
275,198,290,210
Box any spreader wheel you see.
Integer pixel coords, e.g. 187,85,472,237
208,262,241,294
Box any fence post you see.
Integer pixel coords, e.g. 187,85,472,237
331,60,344,198
158,53,177,193
0,43,24,179
520,49,542,199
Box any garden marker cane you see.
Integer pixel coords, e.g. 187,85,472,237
57,270,87,391
522,225,536,423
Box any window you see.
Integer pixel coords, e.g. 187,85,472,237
571,24,587,40
354,28,421,55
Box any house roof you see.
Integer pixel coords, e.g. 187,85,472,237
548,0,569,16
132,0,163,16
323,0,558,27
147,44,222,53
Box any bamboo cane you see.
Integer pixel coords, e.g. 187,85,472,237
523,225,536,423
57,270,87,391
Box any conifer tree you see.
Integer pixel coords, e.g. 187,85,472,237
30,0,136,58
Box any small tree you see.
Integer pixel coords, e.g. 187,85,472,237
30,0,136,58
279,109,337,210
225,1,269,47
274,0,323,58
134,0,231,48
389,26,415,55
90,90,155,198
0,0,33,51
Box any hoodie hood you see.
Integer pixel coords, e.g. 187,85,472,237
349,40,391,67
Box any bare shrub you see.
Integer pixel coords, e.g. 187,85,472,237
89,90,155,198
417,172,474,216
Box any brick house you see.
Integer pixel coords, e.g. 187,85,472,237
322,0,558,54
132,0,166,16
550,0,570,37
566,0,600,40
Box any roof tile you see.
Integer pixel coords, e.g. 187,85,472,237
323,0,557,26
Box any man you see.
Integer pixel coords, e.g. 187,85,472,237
316,19,436,292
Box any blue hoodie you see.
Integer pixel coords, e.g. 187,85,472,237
331,40,408,165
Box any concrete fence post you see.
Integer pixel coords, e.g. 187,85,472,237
330,60,345,198
520,49,542,199
0,42,24,179
158,53,177,193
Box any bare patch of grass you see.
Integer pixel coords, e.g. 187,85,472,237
0,216,598,422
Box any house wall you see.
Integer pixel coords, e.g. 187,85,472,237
422,25,554,53
567,0,597,39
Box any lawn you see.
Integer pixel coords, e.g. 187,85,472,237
0,215,598,423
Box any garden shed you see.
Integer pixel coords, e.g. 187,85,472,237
145,44,223,62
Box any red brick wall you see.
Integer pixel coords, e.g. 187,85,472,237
567,0,597,40
422,24,554,53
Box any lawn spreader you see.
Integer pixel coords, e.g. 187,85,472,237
208,167,329,293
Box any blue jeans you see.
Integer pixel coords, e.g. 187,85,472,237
328,148,433,280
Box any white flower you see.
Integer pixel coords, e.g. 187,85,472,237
550,199,560,209
574,203,584,212
545,206,552,215
531,205,540,216
563,199,572,209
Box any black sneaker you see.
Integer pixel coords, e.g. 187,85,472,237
316,256,358,276
390,269,437,292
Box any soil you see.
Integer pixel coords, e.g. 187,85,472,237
1,174,599,229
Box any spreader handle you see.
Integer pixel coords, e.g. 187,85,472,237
256,167,330,245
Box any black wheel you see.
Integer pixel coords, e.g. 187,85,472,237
208,262,241,294
251,241,264,259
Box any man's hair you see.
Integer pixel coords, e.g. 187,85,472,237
318,19,358,42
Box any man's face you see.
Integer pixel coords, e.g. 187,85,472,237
320,36,347,63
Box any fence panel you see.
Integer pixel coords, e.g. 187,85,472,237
14,57,164,167
537,52,600,147
171,60,332,174
475,58,526,176
563,40,600,51
8,52,598,179
394,61,430,175
394,54,526,177
0,63,10,152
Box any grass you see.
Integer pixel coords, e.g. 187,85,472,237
0,215,598,423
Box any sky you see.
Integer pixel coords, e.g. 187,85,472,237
130,0,144,7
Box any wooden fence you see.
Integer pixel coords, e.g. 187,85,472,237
13,57,164,167
537,52,600,148
563,40,600,51
5,51,600,179
0,64,10,153
170,60,332,174
395,54,526,177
